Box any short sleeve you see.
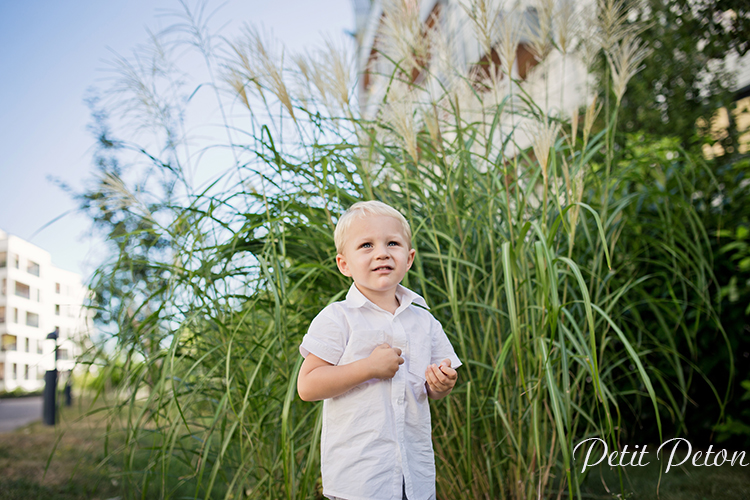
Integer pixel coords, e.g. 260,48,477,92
430,316,462,369
299,306,349,365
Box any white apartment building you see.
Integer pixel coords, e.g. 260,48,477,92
351,0,750,149
0,229,91,392
352,0,595,156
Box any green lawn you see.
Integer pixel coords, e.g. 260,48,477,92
0,397,228,500
3,404,749,500
0,399,120,500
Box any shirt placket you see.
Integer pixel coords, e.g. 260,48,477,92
391,313,408,499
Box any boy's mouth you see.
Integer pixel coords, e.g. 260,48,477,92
372,265,393,272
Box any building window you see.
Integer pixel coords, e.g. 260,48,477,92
27,260,40,277
55,304,60,316
515,42,538,80
14,281,30,299
0,306,4,324
26,312,39,328
58,349,69,361
24,364,29,380
55,283,61,294
13,308,18,323
36,289,41,302
37,340,43,354
0,252,6,268
12,255,19,269
1,334,17,351
24,337,30,352
0,362,4,381
1,278,5,296
12,363,17,379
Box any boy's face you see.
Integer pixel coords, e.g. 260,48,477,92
336,214,415,303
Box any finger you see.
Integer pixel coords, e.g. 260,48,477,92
424,368,436,387
397,356,405,365
425,375,441,392
428,378,447,392
427,364,446,383
393,347,402,356
439,359,452,368
438,365,457,378
378,343,391,349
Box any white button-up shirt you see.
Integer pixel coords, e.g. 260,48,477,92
300,284,462,500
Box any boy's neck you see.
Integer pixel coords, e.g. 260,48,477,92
355,284,400,314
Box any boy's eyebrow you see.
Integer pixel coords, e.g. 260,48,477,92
354,234,406,241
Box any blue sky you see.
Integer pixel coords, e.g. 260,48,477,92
0,0,352,279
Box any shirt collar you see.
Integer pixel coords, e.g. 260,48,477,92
345,283,429,311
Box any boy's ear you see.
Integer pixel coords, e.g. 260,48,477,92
406,248,416,270
336,253,352,277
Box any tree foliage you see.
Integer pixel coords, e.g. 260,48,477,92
615,0,748,147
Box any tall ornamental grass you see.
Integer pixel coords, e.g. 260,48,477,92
77,0,727,498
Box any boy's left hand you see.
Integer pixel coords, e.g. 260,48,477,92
425,359,457,396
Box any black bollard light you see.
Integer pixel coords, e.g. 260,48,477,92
64,372,72,407
42,328,59,426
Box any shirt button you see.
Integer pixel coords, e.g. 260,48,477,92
398,397,404,405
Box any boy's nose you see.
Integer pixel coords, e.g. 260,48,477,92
374,245,390,258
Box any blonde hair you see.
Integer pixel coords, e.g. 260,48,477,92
334,200,412,254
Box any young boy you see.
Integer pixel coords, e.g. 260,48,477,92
297,200,461,500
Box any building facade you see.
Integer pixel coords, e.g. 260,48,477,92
0,229,91,392
351,0,750,152
352,0,594,153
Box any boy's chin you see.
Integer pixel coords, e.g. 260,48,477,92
356,281,400,293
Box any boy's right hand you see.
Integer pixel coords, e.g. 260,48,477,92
367,344,404,379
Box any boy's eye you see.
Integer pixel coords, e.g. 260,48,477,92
388,241,400,246
360,242,372,249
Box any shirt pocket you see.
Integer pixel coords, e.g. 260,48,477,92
408,334,431,383
338,329,385,366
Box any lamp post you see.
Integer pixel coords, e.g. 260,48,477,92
43,328,59,426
